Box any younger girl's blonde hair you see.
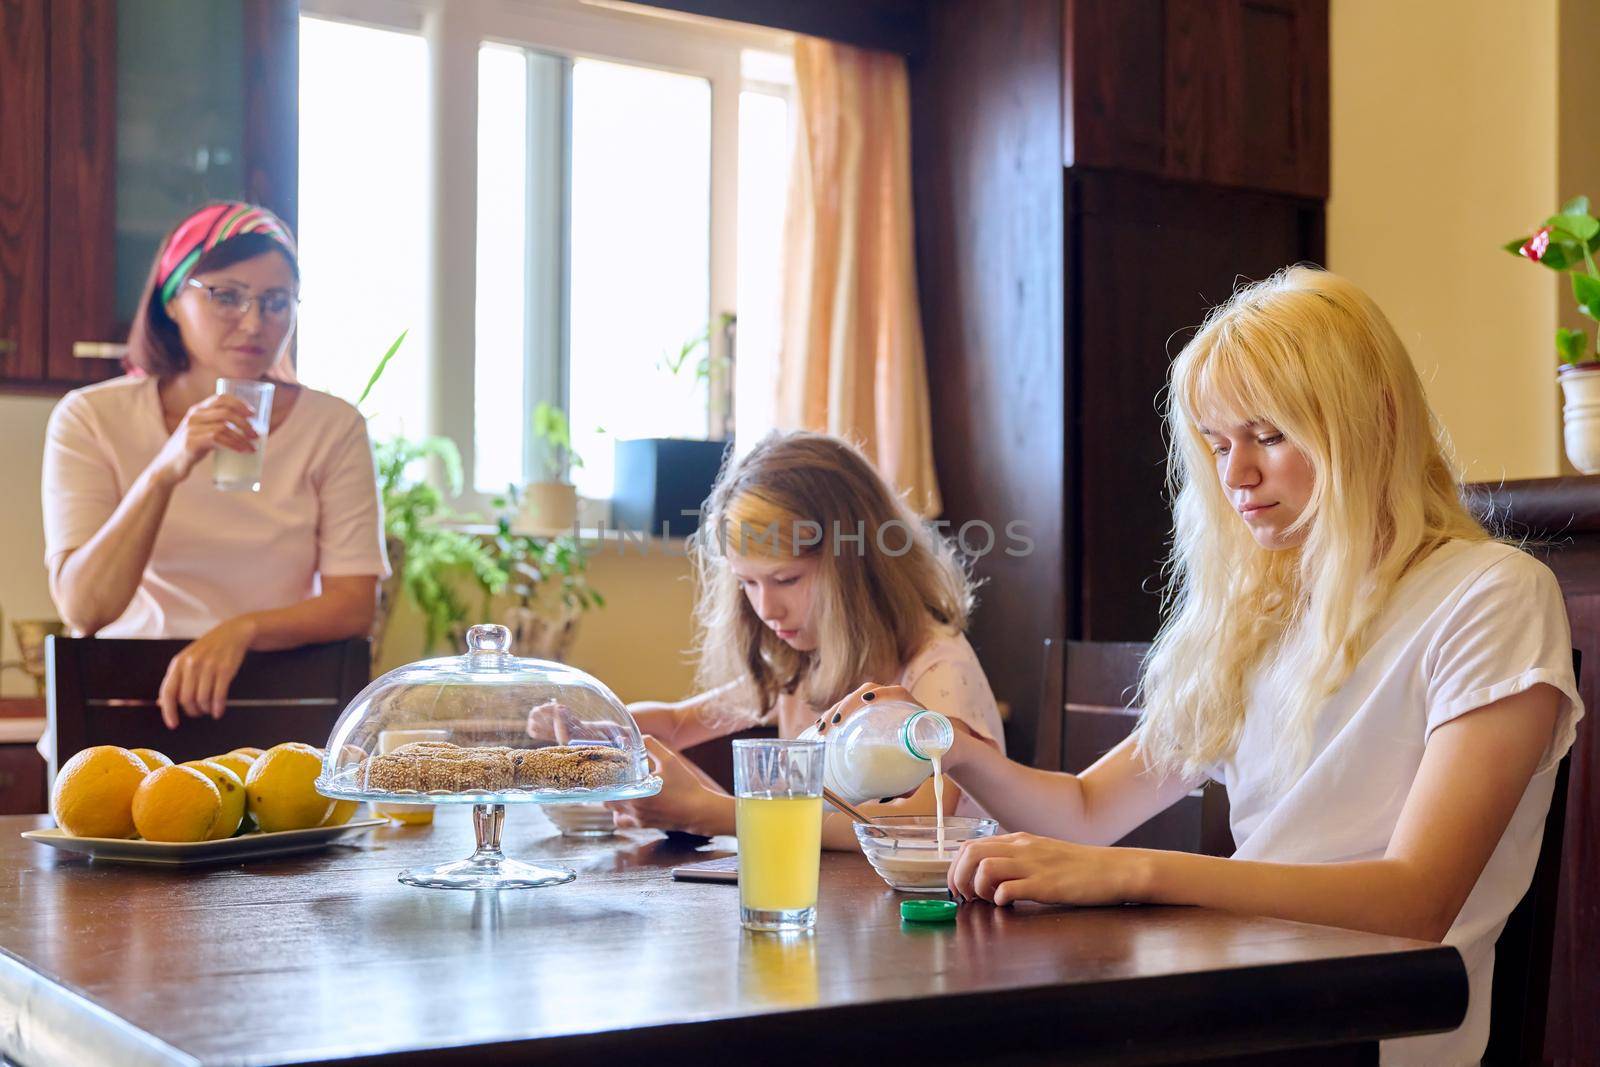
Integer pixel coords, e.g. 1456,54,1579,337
1137,267,1489,788
690,431,975,719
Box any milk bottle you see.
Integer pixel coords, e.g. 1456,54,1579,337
797,701,954,805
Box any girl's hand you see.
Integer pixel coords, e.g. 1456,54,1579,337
526,700,629,746
157,616,259,728
948,832,1146,907
155,394,259,484
608,736,731,836
809,682,921,737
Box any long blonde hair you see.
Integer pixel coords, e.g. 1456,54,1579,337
691,431,975,719
1137,267,1489,787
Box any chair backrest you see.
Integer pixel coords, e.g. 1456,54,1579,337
1484,648,1580,1066
1050,639,1233,856
46,636,370,780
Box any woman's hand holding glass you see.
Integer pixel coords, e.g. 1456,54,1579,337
154,393,259,484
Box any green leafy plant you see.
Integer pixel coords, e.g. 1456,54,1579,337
375,435,507,654
358,330,506,654
658,312,736,384
484,484,604,617
1506,196,1600,366
530,401,584,483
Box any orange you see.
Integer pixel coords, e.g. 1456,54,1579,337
321,799,360,826
132,766,221,843
130,749,173,772
51,746,149,839
182,760,247,839
208,752,256,787
245,742,332,832
230,747,265,759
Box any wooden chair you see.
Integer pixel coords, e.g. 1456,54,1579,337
1044,639,1232,855
1483,649,1580,1066
45,636,370,781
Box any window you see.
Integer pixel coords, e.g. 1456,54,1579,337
298,0,792,509
296,15,431,445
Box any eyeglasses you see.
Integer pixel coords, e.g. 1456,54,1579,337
184,278,299,322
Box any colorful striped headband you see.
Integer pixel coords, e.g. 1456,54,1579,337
157,202,297,304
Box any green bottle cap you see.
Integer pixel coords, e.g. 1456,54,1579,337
900,898,958,923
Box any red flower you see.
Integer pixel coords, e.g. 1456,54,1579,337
1521,226,1553,262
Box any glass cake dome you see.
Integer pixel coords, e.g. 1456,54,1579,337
316,623,661,890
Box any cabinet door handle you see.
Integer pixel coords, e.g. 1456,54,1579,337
73,341,127,359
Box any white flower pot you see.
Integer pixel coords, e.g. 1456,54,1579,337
1559,365,1600,474
514,481,578,537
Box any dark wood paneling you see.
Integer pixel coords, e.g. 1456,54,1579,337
1071,168,1322,640
0,0,48,383
242,0,299,231
630,0,927,55
44,0,119,386
1067,0,1329,199
1063,0,1165,172
913,0,1065,764
0,745,46,816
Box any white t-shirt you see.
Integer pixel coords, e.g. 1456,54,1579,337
42,375,389,639
1213,539,1582,1067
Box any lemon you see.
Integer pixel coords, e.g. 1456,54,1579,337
51,746,149,839
245,743,332,832
130,748,173,772
208,752,255,786
132,766,221,842
182,761,247,839
230,747,265,760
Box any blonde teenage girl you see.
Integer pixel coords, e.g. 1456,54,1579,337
832,268,1581,1065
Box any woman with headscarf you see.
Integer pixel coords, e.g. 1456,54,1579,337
41,202,388,734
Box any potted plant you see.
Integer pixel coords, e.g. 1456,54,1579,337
516,402,582,537
613,315,735,539
478,486,605,662
357,332,506,660
1506,196,1600,471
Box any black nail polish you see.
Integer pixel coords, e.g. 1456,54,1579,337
831,712,841,723
862,691,875,702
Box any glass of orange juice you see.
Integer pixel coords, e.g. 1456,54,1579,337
375,729,450,825
733,738,825,932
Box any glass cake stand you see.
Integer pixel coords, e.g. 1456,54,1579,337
315,624,663,890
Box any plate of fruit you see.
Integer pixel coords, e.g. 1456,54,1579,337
23,742,383,866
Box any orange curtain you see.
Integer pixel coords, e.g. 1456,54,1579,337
777,37,941,516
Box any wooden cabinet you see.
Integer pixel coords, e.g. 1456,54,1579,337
0,0,296,395
1066,0,1329,199
0,0,51,386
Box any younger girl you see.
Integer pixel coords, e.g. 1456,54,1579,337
834,268,1581,1065
604,431,1005,849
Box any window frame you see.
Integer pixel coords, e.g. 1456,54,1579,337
299,0,790,515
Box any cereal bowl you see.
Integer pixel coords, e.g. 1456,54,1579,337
854,815,998,893
543,802,616,838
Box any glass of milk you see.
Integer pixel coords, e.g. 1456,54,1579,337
213,378,275,491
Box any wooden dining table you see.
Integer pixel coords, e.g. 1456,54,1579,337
0,807,1465,1066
